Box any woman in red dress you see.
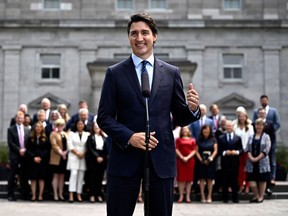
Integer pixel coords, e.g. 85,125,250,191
176,126,197,203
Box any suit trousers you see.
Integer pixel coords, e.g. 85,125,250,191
106,164,174,216
7,158,30,199
68,169,85,193
222,164,239,201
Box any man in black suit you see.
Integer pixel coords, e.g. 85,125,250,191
7,111,30,201
97,13,200,216
218,120,243,203
208,103,222,133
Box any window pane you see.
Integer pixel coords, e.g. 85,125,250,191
223,54,243,65
42,68,50,79
233,68,242,78
224,68,232,78
118,0,133,9
151,0,166,9
52,68,60,78
44,0,60,9
224,0,240,9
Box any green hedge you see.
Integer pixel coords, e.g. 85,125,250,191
0,144,9,164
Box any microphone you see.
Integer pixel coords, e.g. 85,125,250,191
141,70,151,98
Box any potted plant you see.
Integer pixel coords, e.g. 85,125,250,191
0,144,10,180
276,144,288,181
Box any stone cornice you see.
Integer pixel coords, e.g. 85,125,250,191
0,19,288,29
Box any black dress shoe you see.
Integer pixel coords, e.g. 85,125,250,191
8,196,17,201
223,200,229,203
266,188,273,196
249,198,258,203
233,200,239,203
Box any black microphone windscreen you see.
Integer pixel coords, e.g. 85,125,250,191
141,71,150,98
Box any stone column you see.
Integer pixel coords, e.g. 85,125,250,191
263,46,280,108
263,45,281,142
2,45,21,139
87,61,108,113
186,45,204,94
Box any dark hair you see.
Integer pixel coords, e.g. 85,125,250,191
72,119,86,132
198,125,214,142
260,95,268,100
127,13,158,36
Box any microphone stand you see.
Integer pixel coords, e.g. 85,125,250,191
143,97,150,216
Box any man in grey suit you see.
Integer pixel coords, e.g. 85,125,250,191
253,95,280,185
97,13,200,216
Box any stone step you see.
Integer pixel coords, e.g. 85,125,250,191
0,180,287,201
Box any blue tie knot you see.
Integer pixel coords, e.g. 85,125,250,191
141,60,148,73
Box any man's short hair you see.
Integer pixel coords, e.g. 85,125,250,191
127,13,158,36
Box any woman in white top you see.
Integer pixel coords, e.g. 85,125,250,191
234,111,254,193
67,119,90,202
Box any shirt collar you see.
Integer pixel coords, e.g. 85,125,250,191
131,53,154,68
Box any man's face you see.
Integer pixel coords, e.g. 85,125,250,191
226,122,233,133
260,98,268,108
129,21,157,60
79,113,88,121
210,106,219,116
42,101,50,110
258,110,266,119
16,114,24,125
37,112,46,122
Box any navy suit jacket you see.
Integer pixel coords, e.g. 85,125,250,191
189,116,214,141
97,56,200,178
218,133,243,169
253,107,280,131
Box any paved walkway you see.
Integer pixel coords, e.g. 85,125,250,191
1,199,288,216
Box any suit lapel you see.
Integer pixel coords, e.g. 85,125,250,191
123,57,145,105
149,58,164,103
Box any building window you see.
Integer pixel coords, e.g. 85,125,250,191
223,0,241,10
40,54,61,79
43,0,60,9
150,0,167,9
117,0,133,9
223,54,243,79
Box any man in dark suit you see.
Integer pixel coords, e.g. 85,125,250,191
208,103,222,133
32,98,51,125
65,100,94,131
97,13,200,216
189,104,214,141
252,95,280,185
7,111,30,201
218,120,243,203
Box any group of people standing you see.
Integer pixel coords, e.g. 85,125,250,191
7,99,109,203
175,95,280,204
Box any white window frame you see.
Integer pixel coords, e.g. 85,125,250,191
223,0,241,11
40,54,61,80
222,54,244,81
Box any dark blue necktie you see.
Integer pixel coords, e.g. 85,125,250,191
141,61,150,97
141,60,148,74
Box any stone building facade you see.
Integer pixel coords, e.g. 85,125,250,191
0,0,287,144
